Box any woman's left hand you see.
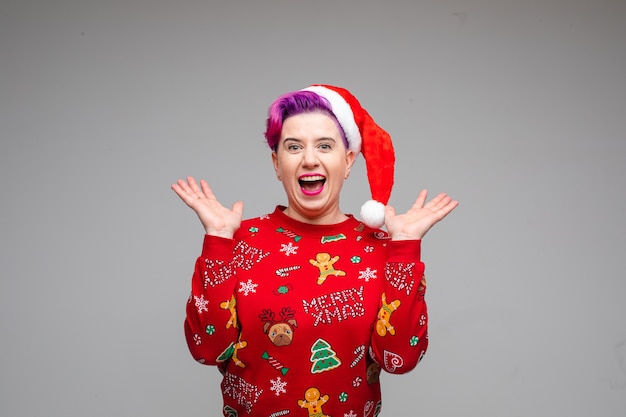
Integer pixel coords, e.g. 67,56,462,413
385,190,459,241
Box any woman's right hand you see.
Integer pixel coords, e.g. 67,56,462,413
171,176,243,239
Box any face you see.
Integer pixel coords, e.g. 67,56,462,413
267,322,294,346
272,112,355,224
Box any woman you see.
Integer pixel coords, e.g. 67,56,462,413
172,85,458,417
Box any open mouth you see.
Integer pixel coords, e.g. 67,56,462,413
298,174,326,195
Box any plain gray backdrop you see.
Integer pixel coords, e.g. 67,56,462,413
2,0,625,416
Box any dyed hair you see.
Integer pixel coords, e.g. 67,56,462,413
264,90,348,150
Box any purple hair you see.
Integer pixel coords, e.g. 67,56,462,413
264,90,348,150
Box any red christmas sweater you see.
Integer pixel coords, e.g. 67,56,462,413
185,206,428,417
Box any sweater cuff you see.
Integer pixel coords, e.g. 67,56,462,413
201,234,236,260
387,240,421,262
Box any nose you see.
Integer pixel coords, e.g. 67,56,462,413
302,147,319,168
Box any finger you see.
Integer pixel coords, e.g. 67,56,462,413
384,205,396,218
430,193,452,211
171,183,186,200
200,179,217,201
425,193,453,213
187,176,203,195
423,192,445,207
174,178,192,194
173,179,196,200
435,199,459,220
232,201,244,218
383,205,396,230
173,181,202,206
413,189,428,209
171,185,195,207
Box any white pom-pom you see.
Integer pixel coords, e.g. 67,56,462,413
360,199,386,229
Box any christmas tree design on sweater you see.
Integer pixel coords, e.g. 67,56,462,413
310,338,342,374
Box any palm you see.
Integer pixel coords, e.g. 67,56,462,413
385,190,458,240
171,176,243,238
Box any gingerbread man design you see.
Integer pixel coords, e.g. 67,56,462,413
216,339,248,367
297,387,330,417
219,295,238,329
376,292,401,336
231,340,247,368
309,252,346,285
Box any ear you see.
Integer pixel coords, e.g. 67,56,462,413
271,151,281,181
344,149,355,179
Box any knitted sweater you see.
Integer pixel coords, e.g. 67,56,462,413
185,206,429,417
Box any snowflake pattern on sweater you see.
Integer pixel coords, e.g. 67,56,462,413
185,206,428,417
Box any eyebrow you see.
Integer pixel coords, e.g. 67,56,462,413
282,137,337,144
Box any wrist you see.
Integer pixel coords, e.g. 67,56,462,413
205,232,235,239
204,227,235,239
390,233,423,241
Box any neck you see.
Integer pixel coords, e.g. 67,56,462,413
282,206,348,225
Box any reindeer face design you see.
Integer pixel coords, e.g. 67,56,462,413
259,307,298,347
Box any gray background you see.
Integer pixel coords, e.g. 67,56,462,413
2,0,625,416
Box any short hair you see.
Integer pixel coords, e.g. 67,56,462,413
264,90,348,151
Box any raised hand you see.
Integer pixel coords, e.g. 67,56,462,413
385,190,458,241
171,176,243,238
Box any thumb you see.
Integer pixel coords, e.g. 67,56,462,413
384,205,396,219
232,201,244,219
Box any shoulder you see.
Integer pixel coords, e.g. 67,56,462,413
355,222,391,245
235,211,276,240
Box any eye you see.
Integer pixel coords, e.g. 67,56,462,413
318,142,333,151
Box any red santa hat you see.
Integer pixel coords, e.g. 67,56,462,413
302,84,395,229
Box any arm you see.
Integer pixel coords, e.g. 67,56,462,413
370,189,458,373
184,234,240,365
370,240,428,374
172,176,244,364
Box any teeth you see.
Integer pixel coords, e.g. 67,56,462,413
300,175,325,182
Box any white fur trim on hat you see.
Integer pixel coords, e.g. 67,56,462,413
360,199,386,229
302,85,362,154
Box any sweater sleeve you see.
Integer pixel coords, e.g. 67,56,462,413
184,234,240,365
370,240,428,374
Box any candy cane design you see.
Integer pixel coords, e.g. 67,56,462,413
269,410,290,417
275,265,301,277
261,351,289,375
350,345,365,368
276,227,302,242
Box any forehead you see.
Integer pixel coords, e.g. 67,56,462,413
280,112,342,140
